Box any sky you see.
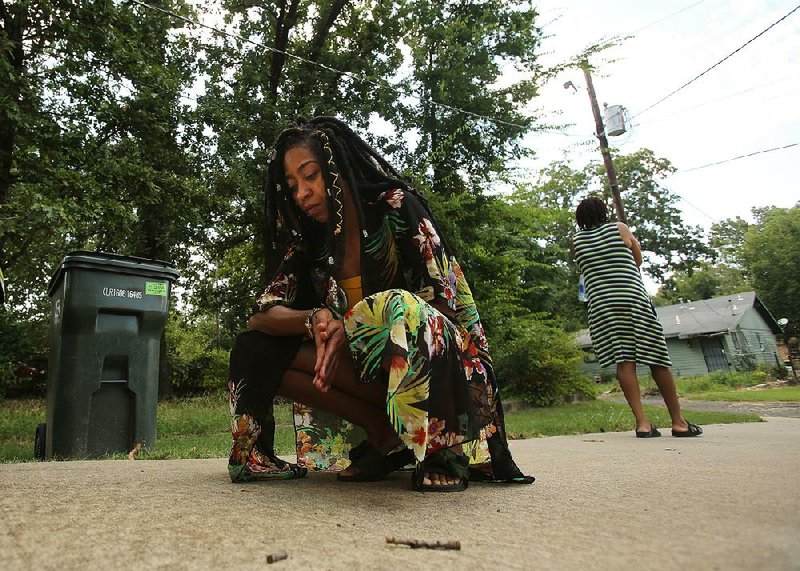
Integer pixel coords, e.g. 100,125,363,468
519,0,800,231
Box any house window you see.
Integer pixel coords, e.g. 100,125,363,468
731,331,750,354
739,332,751,353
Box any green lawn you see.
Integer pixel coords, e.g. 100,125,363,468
687,385,800,402
0,395,761,463
503,401,760,438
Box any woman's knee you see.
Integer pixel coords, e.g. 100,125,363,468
230,330,302,373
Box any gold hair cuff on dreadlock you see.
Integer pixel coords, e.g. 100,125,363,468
318,132,343,236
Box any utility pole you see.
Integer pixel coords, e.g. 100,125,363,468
581,61,627,224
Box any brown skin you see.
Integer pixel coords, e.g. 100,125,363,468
573,221,691,434
249,144,460,485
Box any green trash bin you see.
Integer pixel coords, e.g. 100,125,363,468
42,251,179,459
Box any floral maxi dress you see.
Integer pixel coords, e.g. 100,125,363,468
228,188,531,483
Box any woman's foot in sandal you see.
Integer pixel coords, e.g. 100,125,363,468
420,471,467,490
412,448,469,493
338,437,413,482
635,423,661,438
229,448,307,482
672,419,703,437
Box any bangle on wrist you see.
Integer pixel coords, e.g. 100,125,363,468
304,307,323,339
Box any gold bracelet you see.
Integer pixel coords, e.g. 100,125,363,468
304,307,322,339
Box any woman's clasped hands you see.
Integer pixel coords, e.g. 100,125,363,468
309,308,348,393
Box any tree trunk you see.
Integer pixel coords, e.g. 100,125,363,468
0,1,25,208
296,0,349,110
268,0,301,104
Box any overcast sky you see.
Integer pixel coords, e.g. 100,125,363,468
520,0,799,231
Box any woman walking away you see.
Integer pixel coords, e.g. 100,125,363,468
226,116,534,491
571,196,702,439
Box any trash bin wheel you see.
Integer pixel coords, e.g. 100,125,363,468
34,423,46,460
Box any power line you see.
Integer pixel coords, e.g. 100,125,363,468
674,195,717,222
630,3,800,121
128,0,533,131
675,141,799,173
629,0,709,35
543,2,711,142
638,72,800,126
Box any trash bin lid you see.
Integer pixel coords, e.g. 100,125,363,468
48,251,181,297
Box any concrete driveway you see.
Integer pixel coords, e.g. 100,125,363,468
1,417,798,570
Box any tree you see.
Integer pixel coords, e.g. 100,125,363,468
710,216,749,267
512,151,715,328
188,0,410,327
0,0,210,397
654,261,749,305
398,0,543,196
1,1,205,302
741,204,800,330
601,149,712,281
505,167,591,331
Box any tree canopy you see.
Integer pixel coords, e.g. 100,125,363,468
0,0,793,401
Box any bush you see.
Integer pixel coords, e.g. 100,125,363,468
675,370,767,394
0,313,49,401
757,361,788,381
599,371,617,383
492,318,596,407
706,370,762,388
165,315,231,396
732,353,757,372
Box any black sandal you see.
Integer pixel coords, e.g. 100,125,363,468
337,442,413,482
412,449,469,493
635,424,661,438
672,420,703,437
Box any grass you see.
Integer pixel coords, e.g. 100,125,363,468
687,385,800,402
503,401,760,439
630,370,800,402
1,394,762,463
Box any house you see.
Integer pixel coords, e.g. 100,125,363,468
575,291,784,378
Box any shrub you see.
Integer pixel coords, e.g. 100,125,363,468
706,370,762,388
492,318,596,407
757,361,788,381
165,316,231,396
676,370,767,394
0,313,49,401
599,371,617,383
732,353,757,372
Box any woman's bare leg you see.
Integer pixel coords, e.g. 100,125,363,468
281,342,460,484
617,362,652,432
278,342,398,451
650,365,690,431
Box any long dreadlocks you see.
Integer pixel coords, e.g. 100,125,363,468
264,116,439,273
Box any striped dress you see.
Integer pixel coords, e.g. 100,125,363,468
573,222,671,368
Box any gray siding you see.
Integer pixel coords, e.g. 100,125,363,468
728,308,781,369
576,297,782,379
666,339,709,377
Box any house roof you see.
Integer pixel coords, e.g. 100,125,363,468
575,291,782,348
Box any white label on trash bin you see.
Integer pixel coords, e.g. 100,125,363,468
145,281,168,296
102,287,143,299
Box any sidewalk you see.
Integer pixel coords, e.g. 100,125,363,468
1,418,798,570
